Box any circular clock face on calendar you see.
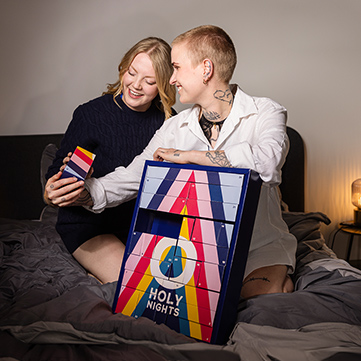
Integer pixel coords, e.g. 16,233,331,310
150,236,197,289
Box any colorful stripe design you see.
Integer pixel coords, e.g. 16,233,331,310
60,146,95,180
114,165,244,343
140,166,243,222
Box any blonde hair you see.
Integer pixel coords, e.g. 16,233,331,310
172,25,237,83
104,37,176,120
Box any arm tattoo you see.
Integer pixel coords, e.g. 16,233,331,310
205,151,232,167
243,277,271,286
213,88,233,105
74,190,93,206
173,150,180,157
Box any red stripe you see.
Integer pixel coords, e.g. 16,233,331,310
200,323,213,343
191,220,212,325
114,286,136,313
74,147,93,165
117,255,151,311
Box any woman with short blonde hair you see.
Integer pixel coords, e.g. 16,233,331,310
172,25,237,83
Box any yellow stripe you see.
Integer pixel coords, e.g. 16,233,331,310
189,321,202,340
122,265,153,316
121,289,141,316
181,203,188,215
77,146,95,160
179,217,190,239
179,216,202,338
185,280,201,339
137,273,153,292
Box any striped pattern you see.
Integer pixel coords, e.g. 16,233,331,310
60,146,95,180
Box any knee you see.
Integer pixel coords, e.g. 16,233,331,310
282,275,294,293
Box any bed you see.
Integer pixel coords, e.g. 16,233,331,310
1,128,361,361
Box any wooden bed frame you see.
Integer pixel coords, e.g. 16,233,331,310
0,127,304,220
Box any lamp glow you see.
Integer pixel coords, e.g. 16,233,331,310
351,178,361,226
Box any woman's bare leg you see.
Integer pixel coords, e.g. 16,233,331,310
73,234,125,284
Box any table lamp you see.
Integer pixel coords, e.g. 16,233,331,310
352,178,361,226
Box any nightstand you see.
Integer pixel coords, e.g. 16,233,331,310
331,221,361,269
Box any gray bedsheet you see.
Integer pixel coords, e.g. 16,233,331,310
1,207,361,360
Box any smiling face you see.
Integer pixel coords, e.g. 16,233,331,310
122,52,159,112
169,43,205,105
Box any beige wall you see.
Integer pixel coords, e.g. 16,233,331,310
1,0,360,258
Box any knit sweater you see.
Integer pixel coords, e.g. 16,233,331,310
46,94,167,253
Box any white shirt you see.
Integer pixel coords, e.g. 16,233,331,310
85,86,296,275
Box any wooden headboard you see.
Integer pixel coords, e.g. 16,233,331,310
0,126,304,220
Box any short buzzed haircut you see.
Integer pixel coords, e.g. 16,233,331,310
172,25,237,83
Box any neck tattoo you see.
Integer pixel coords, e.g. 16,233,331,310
199,88,233,148
199,115,226,148
202,110,221,121
213,88,233,105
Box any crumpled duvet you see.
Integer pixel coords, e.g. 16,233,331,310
1,208,361,361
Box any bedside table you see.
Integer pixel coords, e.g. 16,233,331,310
331,221,361,269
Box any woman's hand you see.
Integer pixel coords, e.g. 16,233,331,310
44,172,86,207
43,150,95,208
59,152,72,172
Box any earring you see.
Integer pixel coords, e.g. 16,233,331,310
203,60,211,85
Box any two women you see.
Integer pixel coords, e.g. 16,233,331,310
46,26,296,299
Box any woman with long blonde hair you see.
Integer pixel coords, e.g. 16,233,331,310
44,37,176,283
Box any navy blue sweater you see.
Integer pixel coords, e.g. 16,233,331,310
46,94,168,253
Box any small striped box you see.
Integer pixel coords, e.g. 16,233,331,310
60,146,95,181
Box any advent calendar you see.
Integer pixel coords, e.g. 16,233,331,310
113,161,262,344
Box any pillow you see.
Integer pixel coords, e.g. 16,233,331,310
40,143,58,196
282,211,336,275
40,144,59,222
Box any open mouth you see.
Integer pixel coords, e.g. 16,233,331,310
129,89,143,98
